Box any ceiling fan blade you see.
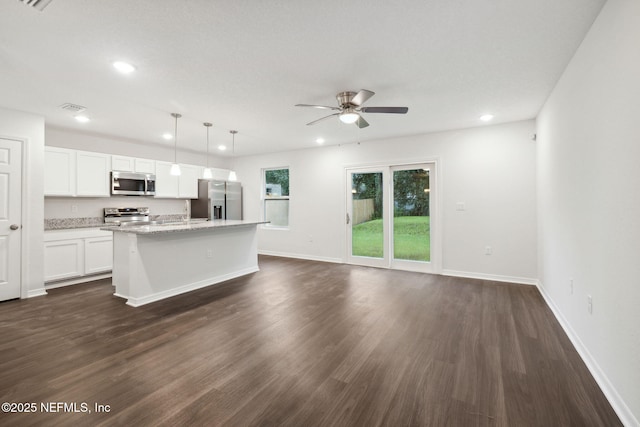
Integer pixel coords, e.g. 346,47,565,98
306,113,339,126
360,106,408,114
351,89,375,106
355,116,369,128
295,104,340,111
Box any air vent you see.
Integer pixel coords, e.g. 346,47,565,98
59,103,87,113
17,0,53,12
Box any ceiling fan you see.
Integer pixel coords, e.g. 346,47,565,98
295,89,408,128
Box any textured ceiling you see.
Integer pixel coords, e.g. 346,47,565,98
1,0,605,156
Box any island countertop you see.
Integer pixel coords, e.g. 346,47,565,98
102,219,268,235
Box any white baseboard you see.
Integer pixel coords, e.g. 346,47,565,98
45,273,112,290
536,281,638,427
442,269,537,286
258,250,343,264
27,288,47,298
122,266,260,307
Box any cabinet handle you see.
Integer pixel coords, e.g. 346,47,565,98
10,224,19,230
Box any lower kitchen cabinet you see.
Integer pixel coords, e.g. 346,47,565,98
44,239,84,281
44,228,113,285
85,236,114,275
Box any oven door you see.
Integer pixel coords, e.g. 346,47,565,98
111,171,147,196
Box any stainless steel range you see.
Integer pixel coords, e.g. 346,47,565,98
104,207,150,225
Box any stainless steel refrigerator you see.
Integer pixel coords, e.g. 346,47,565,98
191,179,242,220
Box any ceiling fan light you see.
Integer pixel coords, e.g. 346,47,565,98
339,111,360,124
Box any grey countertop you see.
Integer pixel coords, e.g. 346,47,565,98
102,219,268,235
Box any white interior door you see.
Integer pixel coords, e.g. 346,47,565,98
0,138,22,301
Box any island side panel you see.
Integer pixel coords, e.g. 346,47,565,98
112,225,259,306
112,232,135,300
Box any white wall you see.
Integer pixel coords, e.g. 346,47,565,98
235,119,537,282
46,125,228,168
44,126,232,219
0,107,45,297
536,0,640,424
45,197,189,219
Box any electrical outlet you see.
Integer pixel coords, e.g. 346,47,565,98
206,249,213,258
71,205,78,213
485,246,492,255
308,234,313,243
456,202,466,211
587,295,593,314
570,279,574,295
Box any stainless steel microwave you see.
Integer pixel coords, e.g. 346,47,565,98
111,171,156,196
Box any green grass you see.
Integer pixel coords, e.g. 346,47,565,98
351,216,430,261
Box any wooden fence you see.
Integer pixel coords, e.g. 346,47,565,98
352,198,375,225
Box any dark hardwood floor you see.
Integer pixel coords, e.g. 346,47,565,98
0,256,621,426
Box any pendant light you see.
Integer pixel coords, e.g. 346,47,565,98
170,113,182,176
202,122,213,179
228,130,238,182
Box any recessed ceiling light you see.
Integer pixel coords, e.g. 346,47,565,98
113,61,136,74
74,115,90,123
218,145,227,151
480,114,494,122
162,133,173,140
316,138,325,144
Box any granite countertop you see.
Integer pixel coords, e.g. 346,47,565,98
44,217,105,230
102,219,268,235
45,214,187,231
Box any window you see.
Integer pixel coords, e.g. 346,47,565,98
264,167,289,227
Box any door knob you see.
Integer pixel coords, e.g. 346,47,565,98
9,224,19,230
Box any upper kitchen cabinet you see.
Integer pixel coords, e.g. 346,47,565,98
45,147,110,197
111,155,156,174
154,161,179,197
179,164,201,198
154,162,200,198
135,158,156,174
111,155,135,172
76,151,111,196
44,147,76,196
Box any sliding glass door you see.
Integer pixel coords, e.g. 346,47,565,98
391,165,431,271
346,168,388,268
347,163,435,273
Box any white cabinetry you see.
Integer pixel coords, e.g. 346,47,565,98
85,236,114,274
45,147,110,197
44,239,84,281
154,162,200,198
179,164,201,198
44,147,76,196
111,155,156,174
135,158,156,174
111,155,135,172
44,228,113,285
76,151,111,196
45,147,201,199
155,161,179,197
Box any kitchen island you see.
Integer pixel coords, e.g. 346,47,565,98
104,220,267,307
